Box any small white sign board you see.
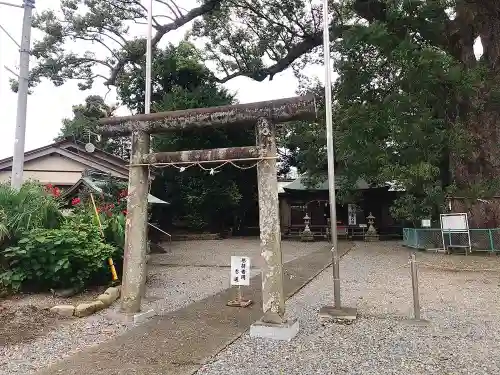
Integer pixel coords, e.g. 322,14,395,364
440,213,471,253
230,256,250,286
421,219,431,228
440,213,468,232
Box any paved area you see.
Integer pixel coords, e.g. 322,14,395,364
141,238,329,314
36,241,353,375
198,242,500,375
153,238,325,268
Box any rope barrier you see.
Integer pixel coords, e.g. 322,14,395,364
129,156,278,174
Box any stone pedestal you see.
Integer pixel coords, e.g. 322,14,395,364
301,228,314,242
250,319,299,341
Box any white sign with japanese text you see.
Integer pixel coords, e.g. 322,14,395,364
230,256,250,286
348,204,356,226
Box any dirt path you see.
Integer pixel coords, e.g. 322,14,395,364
0,305,71,346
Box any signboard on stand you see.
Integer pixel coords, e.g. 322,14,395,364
230,256,250,286
440,213,471,254
227,256,252,308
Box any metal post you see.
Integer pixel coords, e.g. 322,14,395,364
237,285,242,304
145,0,152,115
488,229,495,254
409,253,421,320
322,0,340,308
10,0,34,189
318,0,357,322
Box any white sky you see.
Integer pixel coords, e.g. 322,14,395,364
0,0,324,159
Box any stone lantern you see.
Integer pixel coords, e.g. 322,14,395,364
301,213,314,242
364,212,379,241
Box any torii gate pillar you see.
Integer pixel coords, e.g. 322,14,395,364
121,130,150,313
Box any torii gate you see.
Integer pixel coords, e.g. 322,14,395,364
98,95,316,327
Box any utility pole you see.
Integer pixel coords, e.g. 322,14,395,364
318,0,357,322
145,0,152,115
11,0,34,189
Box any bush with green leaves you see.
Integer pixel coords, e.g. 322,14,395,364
0,216,118,292
0,182,62,248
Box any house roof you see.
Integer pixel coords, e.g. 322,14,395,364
283,174,405,192
63,176,169,205
278,179,294,194
283,174,370,192
0,138,129,178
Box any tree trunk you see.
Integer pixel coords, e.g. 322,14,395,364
449,2,500,228
452,102,500,228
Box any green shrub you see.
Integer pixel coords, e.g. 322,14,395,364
0,218,118,292
103,213,126,250
0,182,62,248
67,204,126,252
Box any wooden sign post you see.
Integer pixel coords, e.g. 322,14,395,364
227,256,252,307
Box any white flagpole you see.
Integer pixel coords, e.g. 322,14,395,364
322,0,341,308
319,0,357,321
145,0,152,115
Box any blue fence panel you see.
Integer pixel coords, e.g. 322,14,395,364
403,228,500,253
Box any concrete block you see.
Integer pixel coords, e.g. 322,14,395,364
97,286,121,306
50,305,75,317
74,301,106,317
97,293,116,307
250,319,299,341
104,286,121,299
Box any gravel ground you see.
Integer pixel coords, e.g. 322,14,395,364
1,238,324,375
197,242,500,375
154,238,327,268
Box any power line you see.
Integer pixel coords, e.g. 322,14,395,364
0,1,22,8
0,24,20,48
4,65,19,78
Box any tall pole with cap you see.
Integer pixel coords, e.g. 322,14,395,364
145,0,152,115
10,0,34,189
318,0,357,322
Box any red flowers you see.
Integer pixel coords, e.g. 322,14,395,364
45,184,61,197
68,189,127,217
